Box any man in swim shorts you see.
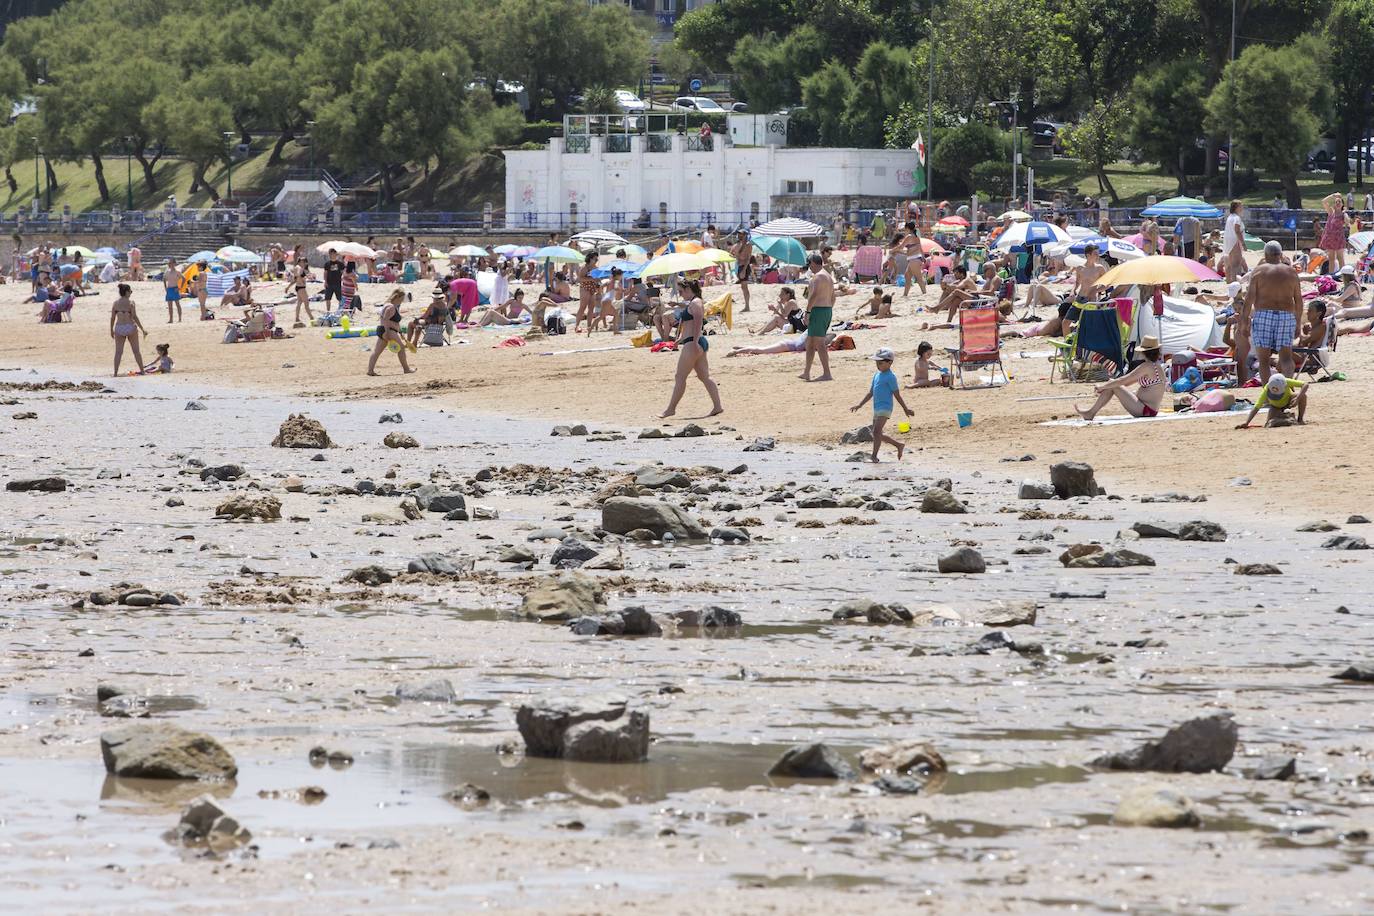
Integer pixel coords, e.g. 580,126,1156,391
164,258,183,322
1244,240,1302,383
801,253,834,382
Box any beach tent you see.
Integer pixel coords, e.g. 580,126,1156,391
1124,288,1225,355
207,269,250,298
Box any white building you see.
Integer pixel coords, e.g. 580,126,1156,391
503,135,922,232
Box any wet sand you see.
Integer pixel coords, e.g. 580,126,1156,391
1,371,1371,913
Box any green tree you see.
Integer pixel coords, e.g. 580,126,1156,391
729,25,825,113
842,42,917,148
143,88,234,201
1206,38,1322,206
673,0,800,70
800,61,855,146
0,57,26,194
1127,59,1207,195
931,122,1005,194
1326,0,1374,184
1060,98,1127,202
580,86,621,114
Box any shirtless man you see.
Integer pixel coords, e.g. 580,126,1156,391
127,244,143,281
163,258,183,322
268,242,285,280
1245,240,1303,384
1072,246,1107,301
801,253,834,382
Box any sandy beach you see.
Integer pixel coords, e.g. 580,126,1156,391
1,266,1372,913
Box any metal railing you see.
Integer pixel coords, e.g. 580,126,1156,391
565,136,590,154
647,134,672,153
606,135,631,153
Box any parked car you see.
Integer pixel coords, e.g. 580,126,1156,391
615,89,646,113
673,96,726,113
730,101,748,113
1348,146,1374,173
1030,120,1064,153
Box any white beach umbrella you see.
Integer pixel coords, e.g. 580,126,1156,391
752,217,826,238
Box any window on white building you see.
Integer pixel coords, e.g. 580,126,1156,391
782,180,813,194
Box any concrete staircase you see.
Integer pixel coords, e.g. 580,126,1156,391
135,222,238,266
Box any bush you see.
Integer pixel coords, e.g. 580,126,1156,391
520,121,562,144
933,123,1007,194
970,160,1013,199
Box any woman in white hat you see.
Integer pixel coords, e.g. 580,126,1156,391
1075,336,1167,421
1332,265,1367,320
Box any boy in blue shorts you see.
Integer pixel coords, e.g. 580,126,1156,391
851,347,914,462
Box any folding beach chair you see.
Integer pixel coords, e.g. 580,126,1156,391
945,301,1007,388
1294,315,1338,381
851,245,884,282
1049,302,1126,383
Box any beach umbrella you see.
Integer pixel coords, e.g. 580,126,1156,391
448,244,490,258
512,246,538,257
994,220,1071,250
751,234,808,266
183,250,221,265
587,259,643,279
216,244,262,263
530,245,584,263
1243,233,1265,252
1068,237,1146,261
1097,255,1223,288
492,244,521,255
618,243,650,261
639,251,716,278
699,248,738,265
569,229,629,250
1348,230,1374,253
752,217,825,238
315,240,350,255
1067,225,1099,240
95,246,120,257
936,215,970,227
907,236,945,254
652,239,705,256
1140,196,1222,219
999,209,1033,222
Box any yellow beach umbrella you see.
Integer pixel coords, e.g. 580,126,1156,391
1096,255,1223,288
699,248,737,265
639,251,716,278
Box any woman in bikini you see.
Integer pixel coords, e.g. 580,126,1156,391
289,258,313,326
367,290,415,376
661,279,723,418
588,267,624,336
575,252,600,332
1075,336,1167,420
109,282,147,376
194,261,210,319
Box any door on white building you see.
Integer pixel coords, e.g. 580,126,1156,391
606,181,628,230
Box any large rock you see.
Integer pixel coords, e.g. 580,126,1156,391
1234,563,1281,576
515,695,647,761
518,573,606,621
973,600,1038,628
343,565,393,586
1018,480,1056,500
271,413,335,449
635,467,690,490
562,710,651,763
214,494,281,521
100,723,237,779
412,485,465,514
7,477,67,492
768,743,856,780
199,464,245,482
1179,520,1228,542
1091,713,1237,773
1067,548,1155,569
859,741,947,775
394,679,457,703
550,537,599,569
920,488,967,514
938,547,986,574
1050,461,1097,498
383,432,419,449
1113,784,1200,828
407,553,461,575
601,497,707,540
170,794,253,850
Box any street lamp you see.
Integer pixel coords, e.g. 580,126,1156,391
223,131,234,199
306,120,316,175
125,137,135,210
988,98,1021,202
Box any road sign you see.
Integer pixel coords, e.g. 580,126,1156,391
689,78,702,93
1284,216,1297,230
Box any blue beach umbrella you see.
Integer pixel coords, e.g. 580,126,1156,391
750,233,807,266
1140,196,1223,219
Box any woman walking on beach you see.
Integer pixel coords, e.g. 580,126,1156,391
289,257,313,326
110,283,147,376
1320,192,1348,274
661,279,723,418
367,290,415,376
576,252,599,332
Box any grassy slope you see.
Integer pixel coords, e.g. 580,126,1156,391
1030,158,1365,208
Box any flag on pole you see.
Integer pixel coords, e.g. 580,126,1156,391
911,133,927,196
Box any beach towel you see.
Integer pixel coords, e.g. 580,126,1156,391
650,341,678,353
495,337,525,348
705,292,734,330
1041,407,1242,427
630,329,654,348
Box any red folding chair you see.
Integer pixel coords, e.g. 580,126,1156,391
945,301,1008,388
851,245,884,281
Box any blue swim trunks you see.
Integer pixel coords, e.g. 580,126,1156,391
165,286,181,302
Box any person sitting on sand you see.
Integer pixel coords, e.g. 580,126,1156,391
622,279,661,329
1296,299,1329,349
1332,266,1370,321
142,343,174,374
1075,335,1167,420
853,286,885,320
1236,372,1309,428
935,266,979,321
219,276,245,309
754,287,806,335
908,341,951,388
407,291,451,347
476,289,530,327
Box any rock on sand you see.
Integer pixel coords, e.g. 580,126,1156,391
100,723,238,779
271,414,335,449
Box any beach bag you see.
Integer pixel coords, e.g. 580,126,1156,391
222,323,242,344
545,314,566,335
830,334,856,351
423,323,446,347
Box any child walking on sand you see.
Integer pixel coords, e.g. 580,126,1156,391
851,347,914,462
